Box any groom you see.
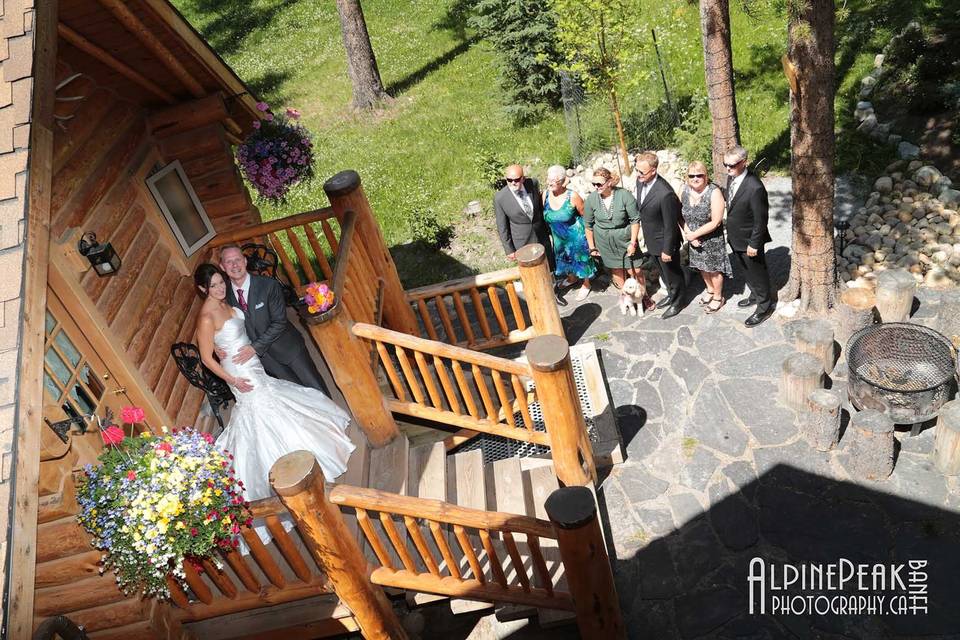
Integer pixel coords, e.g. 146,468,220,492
218,244,328,393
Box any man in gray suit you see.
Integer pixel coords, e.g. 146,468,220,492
218,244,329,393
494,164,555,270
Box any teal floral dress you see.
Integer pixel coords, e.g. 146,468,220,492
544,190,597,279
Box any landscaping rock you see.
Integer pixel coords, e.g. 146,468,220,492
874,176,893,193
897,141,921,160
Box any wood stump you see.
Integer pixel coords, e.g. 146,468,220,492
796,319,837,375
935,288,960,350
933,400,960,475
874,269,915,323
779,352,824,411
845,409,895,480
834,287,876,348
804,389,842,451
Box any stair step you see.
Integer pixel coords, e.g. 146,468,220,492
445,449,494,615
524,464,575,627
405,442,450,607
488,458,537,620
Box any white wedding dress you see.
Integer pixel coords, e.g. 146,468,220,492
213,308,355,548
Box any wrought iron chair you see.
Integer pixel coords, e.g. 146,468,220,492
170,342,235,430
241,242,298,306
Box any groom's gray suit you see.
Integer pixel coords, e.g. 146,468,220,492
226,274,328,394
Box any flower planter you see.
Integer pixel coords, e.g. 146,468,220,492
296,299,339,325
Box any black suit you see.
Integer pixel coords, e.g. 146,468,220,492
227,274,328,393
637,175,685,300
494,179,555,269
725,170,774,311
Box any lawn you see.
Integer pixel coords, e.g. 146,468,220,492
172,0,937,287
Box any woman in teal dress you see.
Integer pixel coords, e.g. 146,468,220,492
544,165,596,301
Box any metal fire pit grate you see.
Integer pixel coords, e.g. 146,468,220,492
450,356,598,465
846,322,956,424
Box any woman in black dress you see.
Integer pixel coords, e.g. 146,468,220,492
681,161,732,313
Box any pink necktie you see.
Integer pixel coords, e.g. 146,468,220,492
237,288,248,311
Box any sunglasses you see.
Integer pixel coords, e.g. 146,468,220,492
688,173,706,179
723,160,743,168
592,182,607,188
505,177,523,183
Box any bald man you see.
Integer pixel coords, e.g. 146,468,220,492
494,164,554,270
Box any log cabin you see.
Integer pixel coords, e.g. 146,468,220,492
0,1,625,639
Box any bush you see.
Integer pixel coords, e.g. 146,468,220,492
474,147,508,190
673,94,714,170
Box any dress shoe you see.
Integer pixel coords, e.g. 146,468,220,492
737,297,757,308
656,295,675,310
745,306,774,327
662,302,683,319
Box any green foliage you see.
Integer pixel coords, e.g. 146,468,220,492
673,94,714,170
473,147,508,190
467,0,566,123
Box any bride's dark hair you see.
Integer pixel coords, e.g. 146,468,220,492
194,263,229,298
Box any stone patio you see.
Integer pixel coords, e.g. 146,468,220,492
555,179,960,639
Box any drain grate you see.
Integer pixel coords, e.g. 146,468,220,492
450,355,598,465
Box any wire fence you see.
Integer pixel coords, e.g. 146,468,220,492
560,28,682,170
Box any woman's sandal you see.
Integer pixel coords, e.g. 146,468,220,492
698,291,713,305
705,296,726,313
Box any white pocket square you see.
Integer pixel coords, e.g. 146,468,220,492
254,302,265,309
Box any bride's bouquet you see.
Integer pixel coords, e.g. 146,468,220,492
77,415,252,599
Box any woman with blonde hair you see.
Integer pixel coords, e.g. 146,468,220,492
543,165,595,301
681,160,732,313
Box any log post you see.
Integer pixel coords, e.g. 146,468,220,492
526,336,595,486
305,303,399,447
933,400,960,475
845,409,895,480
324,171,420,336
834,287,876,349
544,486,625,640
779,352,824,411
804,389,842,451
935,288,960,349
796,319,837,374
517,244,564,339
875,268,916,323
270,452,408,640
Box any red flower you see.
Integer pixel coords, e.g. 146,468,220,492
231,523,241,534
120,406,145,424
190,527,198,536
156,442,173,453
100,425,125,446
126,470,136,481
244,518,253,527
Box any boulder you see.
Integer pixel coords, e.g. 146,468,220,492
858,114,878,133
940,189,960,208
897,141,921,160
874,176,893,193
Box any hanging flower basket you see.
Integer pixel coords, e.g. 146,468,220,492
236,103,315,204
295,281,338,325
76,414,252,600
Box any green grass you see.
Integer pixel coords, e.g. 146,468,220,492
172,0,940,285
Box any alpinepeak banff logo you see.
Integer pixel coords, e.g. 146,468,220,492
748,558,928,615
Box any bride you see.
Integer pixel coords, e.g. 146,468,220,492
193,263,355,505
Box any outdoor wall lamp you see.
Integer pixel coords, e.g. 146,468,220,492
77,231,121,276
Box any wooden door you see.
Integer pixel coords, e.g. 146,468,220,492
42,288,145,470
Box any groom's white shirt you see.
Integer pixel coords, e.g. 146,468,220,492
231,273,251,304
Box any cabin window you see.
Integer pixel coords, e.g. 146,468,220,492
145,160,216,256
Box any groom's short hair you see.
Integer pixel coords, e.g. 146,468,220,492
218,243,243,262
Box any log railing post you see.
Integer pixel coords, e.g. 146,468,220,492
324,170,420,336
303,303,399,447
545,486,625,640
270,452,408,640
526,335,596,486
516,244,564,338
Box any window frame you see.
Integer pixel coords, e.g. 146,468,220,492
145,159,216,257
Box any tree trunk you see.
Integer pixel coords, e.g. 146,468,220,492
779,0,837,314
336,0,391,110
699,0,741,184
608,87,630,175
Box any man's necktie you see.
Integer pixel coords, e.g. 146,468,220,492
519,192,533,218
237,288,248,311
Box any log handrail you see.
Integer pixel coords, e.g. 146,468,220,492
208,207,338,247
329,485,556,539
352,323,529,376
330,210,356,298
404,267,522,301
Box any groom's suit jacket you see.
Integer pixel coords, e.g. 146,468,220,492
226,274,307,374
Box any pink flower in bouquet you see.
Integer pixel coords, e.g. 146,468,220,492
256,101,269,112
265,113,274,122
100,425,125,446
285,107,301,120
120,406,145,424
252,120,261,129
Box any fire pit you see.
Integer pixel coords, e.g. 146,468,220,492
846,323,956,427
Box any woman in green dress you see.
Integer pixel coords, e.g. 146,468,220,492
582,167,642,290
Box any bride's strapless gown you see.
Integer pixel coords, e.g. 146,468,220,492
213,308,355,522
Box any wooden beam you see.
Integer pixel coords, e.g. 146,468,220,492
147,94,229,137
47,262,174,430
7,2,57,636
57,22,176,104
96,0,206,98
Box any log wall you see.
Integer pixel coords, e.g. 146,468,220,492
48,57,261,428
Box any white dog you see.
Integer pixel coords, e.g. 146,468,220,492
619,277,646,316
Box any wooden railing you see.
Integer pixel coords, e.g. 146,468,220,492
404,243,564,350
353,323,548,446
269,451,625,640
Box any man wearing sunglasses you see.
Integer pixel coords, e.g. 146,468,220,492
724,146,774,327
494,164,554,270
